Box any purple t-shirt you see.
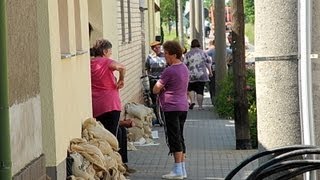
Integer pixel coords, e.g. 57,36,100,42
158,63,189,112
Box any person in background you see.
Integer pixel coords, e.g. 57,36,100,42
90,39,135,176
145,41,166,124
181,46,188,62
118,119,136,176
204,19,211,38
184,39,213,110
205,39,216,100
153,40,189,180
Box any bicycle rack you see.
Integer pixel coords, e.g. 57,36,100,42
225,145,320,180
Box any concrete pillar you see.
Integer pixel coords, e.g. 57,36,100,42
190,0,195,40
312,0,320,143
255,0,301,154
214,0,226,94
312,0,320,164
178,0,184,46
194,0,203,48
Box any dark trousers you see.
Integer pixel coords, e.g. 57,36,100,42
96,111,121,135
149,79,160,123
164,111,187,154
117,126,128,163
149,79,158,105
208,73,215,104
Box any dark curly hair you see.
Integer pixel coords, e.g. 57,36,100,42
90,39,112,57
162,40,182,59
191,39,201,48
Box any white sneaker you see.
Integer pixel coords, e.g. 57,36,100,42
162,171,183,180
183,174,187,179
182,169,187,179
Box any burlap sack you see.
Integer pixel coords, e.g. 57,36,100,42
82,118,119,151
132,117,143,129
69,152,95,180
109,151,123,165
145,114,154,126
125,102,152,120
88,139,113,156
70,138,106,172
143,125,152,136
117,163,126,174
102,167,126,180
82,129,93,141
127,127,144,142
127,142,137,151
103,155,118,170
102,167,118,180
145,138,154,144
67,175,86,180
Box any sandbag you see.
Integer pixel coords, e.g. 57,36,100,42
82,118,119,151
127,142,137,151
132,117,143,129
143,126,152,137
69,152,96,180
88,139,113,156
127,127,144,142
70,138,106,172
125,102,153,120
109,151,123,165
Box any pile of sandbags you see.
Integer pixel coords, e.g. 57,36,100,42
124,102,155,145
68,118,126,180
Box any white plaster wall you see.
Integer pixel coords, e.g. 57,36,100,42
10,95,42,175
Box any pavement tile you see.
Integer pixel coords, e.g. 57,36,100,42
127,93,258,180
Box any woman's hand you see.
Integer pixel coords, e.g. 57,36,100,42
117,80,124,89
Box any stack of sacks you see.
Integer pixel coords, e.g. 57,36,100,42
124,102,155,145
68,118,127,180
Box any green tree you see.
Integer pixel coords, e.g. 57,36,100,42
160,0,188,24
204,0,212,9
227,0,254,23
244,0,254,23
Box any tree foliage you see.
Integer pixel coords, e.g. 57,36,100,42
203,0,212,9
160,0,188,24
244,0,254,23
227,0,254,23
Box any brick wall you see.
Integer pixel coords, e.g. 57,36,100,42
117,0,144,107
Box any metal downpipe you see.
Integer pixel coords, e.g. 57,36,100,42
0,0,12,179
298,0,315,179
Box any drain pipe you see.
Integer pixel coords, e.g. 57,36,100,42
0,0,12,179
298,0,315,179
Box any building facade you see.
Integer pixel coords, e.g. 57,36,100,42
2,0,160,179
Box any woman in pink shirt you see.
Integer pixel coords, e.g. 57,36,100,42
91,39,125,133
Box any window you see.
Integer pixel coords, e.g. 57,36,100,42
74,0,83,51
120,0,132,43
127,0,132,42
58,0,70,54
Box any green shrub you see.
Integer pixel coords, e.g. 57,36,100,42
214,73,235,119
214,68,257,148
245,23,255,45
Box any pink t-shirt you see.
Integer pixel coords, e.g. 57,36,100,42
91,57,121,117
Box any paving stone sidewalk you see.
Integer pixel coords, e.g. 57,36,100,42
127,93,258,180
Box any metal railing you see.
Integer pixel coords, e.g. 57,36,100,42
225,145,320,180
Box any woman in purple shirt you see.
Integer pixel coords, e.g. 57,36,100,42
153,41,189,180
